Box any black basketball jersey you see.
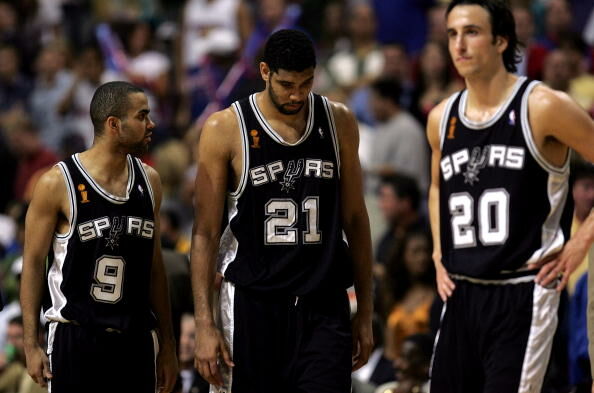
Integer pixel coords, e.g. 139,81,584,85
219,93,352,295
438,77,570,278
45,154,156,331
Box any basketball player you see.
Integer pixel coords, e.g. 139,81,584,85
190,29,374,392
20,82,178,393
427,1,594,392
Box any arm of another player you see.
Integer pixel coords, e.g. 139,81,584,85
330,102,374,371
427,100,455,301
190,109,236,386
21,167,64,387
144,165,179,393
529,87,594,290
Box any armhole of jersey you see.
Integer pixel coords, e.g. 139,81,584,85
56,162,76,240
134,157,156,209
230,101,250,199
520,81,570,175
439,92,460,150
321,96,341,178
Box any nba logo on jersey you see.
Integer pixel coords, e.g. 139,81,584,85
508,110,516,126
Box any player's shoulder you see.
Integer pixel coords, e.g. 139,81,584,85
203,106,239,134
428,93,458,128
528,83,574,113
31,164,68,204
324,99,355,123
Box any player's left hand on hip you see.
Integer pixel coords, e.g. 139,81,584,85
534,239,588,291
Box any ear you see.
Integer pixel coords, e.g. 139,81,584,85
260,62,270,83
496,35,509,54
107,116,120,134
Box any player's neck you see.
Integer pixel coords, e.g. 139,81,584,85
78,145,129,181
256,91,309,131
464,69,518,110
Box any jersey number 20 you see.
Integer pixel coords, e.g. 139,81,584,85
449,189,509,248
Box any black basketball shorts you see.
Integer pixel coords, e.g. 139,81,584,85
430,275,560,393
47,322,158,393
211,280,353,393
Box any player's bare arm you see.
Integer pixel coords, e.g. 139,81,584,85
528,85,594,289
330,101,374,371
21,166,67,387
144,164,178,393
427,99,456,301
190,108,239,386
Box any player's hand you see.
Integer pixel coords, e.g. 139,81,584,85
156,339,178,393
533,237,589,291
24,344,52,387
195,323,234,386
435,258,455,301
351,310,373,371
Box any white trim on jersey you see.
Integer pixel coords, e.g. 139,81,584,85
249,93,315,146
218,199,240,276
517,284,560,393
520,81,570,175
321,96,341,178
230,101,250,199
151,329,159,393
449,273,537,285
72,153,135,204
439,92,461,150
47,321,57,393
458,76,527,130
56,162,77,240
45,237,72,323
519,81,570,267
211,280,236,393
134,157,155,209
429,302,448,384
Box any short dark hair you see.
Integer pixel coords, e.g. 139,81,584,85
446,0,521,73
90,81,144,136
370,77,402,107
263,29,316,73
380,174,421,212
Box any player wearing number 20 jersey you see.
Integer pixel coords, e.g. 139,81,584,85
219,92,352,294
438,76,570,279
45,153,156,332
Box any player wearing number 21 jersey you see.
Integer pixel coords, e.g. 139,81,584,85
191,29,374,393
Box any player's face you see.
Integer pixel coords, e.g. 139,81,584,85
118,92,155,155
263,65,314,115
446,5,507,78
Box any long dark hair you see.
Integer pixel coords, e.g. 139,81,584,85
446,0,522,72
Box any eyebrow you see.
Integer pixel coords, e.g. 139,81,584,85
137,109,150,115
447,24,483,31
277,76,314,85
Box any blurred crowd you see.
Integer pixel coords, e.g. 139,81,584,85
0,0,593,392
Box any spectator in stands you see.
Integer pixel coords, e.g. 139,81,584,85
542,49,573,92
29,41,74,153
374,333,433,393
411,40,462,123
368,78,429,194
2,113,58,202
382,231,435,360
375,174,426,268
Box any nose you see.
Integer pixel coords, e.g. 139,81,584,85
147,117,156,129
289,89,306,103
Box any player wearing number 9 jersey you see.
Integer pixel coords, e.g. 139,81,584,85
191,29,374,393
20,82,178,393
427,1,594,393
